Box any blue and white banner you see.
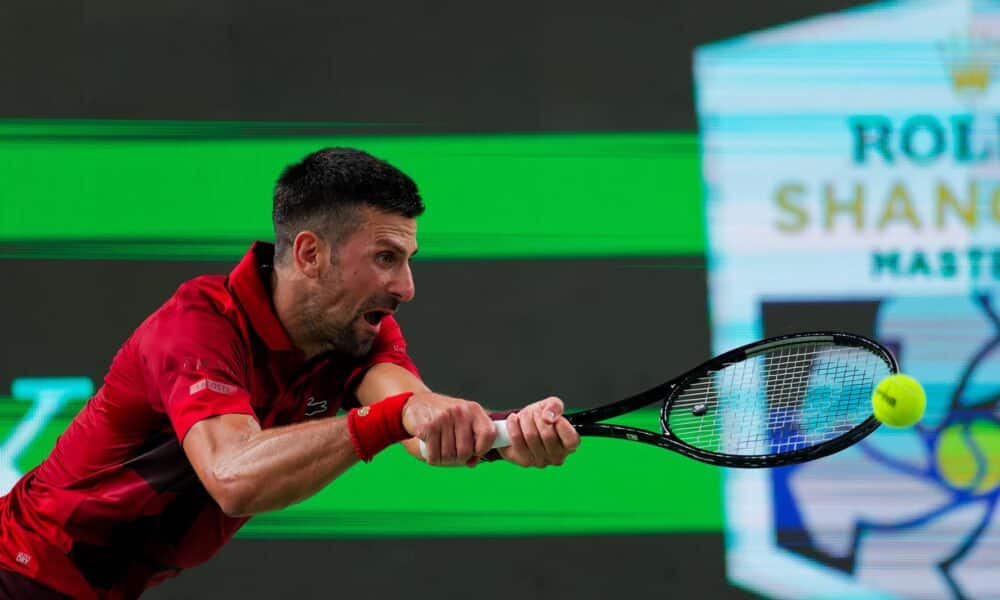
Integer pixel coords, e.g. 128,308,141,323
696,1,1000,598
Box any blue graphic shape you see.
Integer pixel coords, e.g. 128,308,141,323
774,295,1000,599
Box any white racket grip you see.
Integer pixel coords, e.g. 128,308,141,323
492,419,511,448
418,419,511,459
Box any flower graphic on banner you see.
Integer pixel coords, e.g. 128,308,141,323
775,295,1000,599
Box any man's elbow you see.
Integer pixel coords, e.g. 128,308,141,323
208,466,256,518
215,492,254,518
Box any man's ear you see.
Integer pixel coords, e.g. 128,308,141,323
291,230,328,279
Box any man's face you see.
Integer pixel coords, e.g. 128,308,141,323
302,206,417,357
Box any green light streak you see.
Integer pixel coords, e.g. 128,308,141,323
0,400,723,537
1,121,704,259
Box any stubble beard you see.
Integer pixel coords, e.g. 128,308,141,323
298,309,370,358
303,270,375,358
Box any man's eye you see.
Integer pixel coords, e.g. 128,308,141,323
376,252,395,265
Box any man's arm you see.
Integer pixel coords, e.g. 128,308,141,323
182,413,359,517
356,363,580,467
181,363,580,517
355,362,496,464
181,366,498,516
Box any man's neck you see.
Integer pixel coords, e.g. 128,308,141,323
270,268,323,360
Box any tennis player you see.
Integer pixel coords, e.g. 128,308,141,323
0,148,580,599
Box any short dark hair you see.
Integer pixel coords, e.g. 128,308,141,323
272,147,425,261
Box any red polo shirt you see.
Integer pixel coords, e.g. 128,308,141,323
0,242,418,599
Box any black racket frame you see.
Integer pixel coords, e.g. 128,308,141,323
565,331,899,468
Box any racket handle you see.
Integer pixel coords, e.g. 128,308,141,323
418,419,511,459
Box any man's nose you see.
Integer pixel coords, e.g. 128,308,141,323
390,263,415,303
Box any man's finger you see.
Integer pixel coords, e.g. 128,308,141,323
535,408,563,458
505,413,532,468
541,396,564,425
472,409,496,457
455,415,475,462
554,418,580,452
519,409,546,467
439,413,456,463
423,426,441,464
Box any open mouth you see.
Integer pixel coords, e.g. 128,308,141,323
363,310,389,326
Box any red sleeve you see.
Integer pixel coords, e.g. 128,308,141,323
345,315,420,397
139,303,257,443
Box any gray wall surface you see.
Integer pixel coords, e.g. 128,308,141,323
0,1,873,131
145,535,761,600
0,256,709,410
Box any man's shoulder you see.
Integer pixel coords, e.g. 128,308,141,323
167,274,239,316
177,273,229,300
136,274,245,341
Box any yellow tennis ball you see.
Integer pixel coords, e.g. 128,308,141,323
871,374,926,428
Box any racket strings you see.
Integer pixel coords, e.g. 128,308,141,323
665,343,891,456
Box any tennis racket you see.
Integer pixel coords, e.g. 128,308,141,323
422,331,897,468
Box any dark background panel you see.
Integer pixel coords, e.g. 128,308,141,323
762,300,883,340
0,257,709,410
0,1,873,131
145,534,761,600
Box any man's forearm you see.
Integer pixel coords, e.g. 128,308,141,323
210,416,359,516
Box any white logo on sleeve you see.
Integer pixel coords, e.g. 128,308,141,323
189,379,238,396
15,551,31,566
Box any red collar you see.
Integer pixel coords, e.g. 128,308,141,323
228,242,295,352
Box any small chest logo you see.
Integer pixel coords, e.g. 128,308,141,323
304,396,329,417
15,552,31,566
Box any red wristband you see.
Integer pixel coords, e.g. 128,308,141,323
347,392,413,462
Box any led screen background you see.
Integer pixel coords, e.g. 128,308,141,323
0,127,723,538
0,127,704,260
0,1,881,598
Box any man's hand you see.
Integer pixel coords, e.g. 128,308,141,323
500,396,580,468
402,392,496,465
